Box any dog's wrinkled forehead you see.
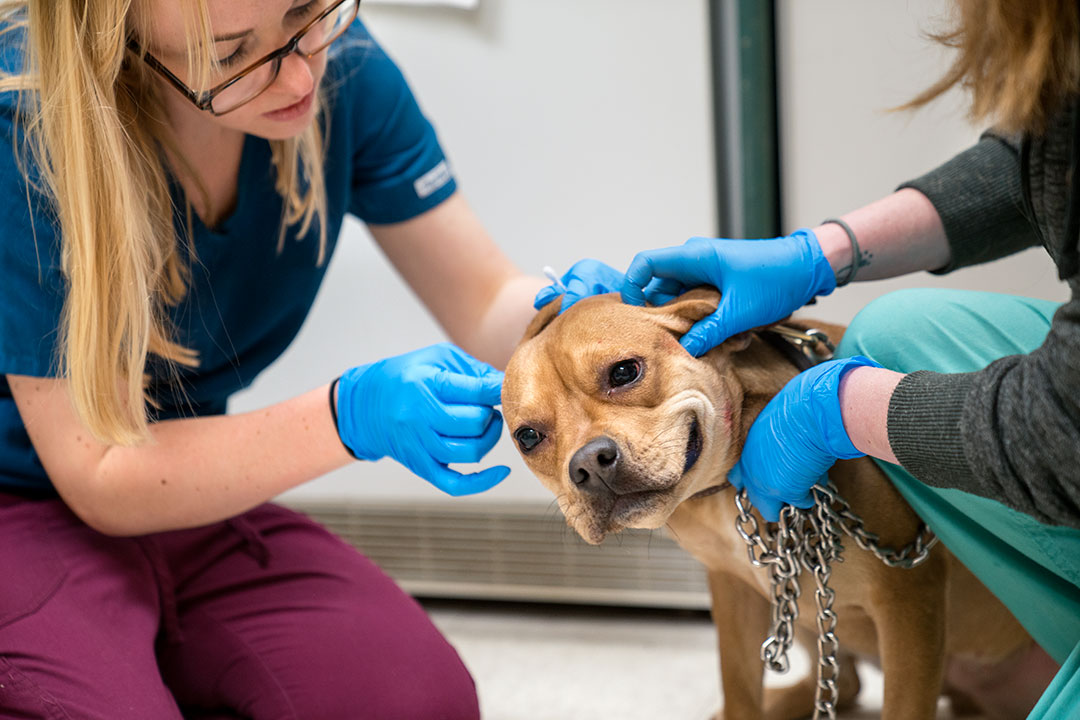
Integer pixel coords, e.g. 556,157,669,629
538,294,678,355
502,291,714,418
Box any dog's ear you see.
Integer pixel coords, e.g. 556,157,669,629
721,331,754,353
521,298,563,342
648,287,753,353
647,287,719,333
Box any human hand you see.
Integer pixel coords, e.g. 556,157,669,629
728,356,881,521
533,259,624,313
621,229,837,356
335,343,510,496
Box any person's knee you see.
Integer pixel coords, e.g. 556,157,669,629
362,651,480,720
260,611,479,720
0,655,184,720
292,638,480,720
839,288,952,371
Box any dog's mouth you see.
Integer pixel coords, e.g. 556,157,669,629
605,415,700,528
682,416,702,475
572,414,703,543
608,488,672,527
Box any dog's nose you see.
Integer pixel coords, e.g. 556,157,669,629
569,436,619,492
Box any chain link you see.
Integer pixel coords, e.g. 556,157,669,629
734,483,937,720
817,483,939,568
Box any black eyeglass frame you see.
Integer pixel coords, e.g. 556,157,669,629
128,0,358,116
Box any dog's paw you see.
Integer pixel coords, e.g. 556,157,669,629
762,661,861,720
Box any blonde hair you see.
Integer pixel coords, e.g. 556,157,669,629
903,0,1080,134
0,0,328,445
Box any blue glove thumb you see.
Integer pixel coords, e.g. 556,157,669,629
680,300,739,359
673,230,837,357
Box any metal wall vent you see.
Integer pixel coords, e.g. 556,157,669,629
285,500,711,610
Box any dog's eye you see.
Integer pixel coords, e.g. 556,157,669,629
609,359,642,388
514,427,544,452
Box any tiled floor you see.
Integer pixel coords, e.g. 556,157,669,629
424,600,983,720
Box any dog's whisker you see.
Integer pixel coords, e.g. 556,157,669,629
641,427,674,447
664,521,683,544
637,435,683,452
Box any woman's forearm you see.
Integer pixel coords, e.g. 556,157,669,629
838,366,904,464
467,273,548,370
83,384,352,535
813,188,951,283
819,189,950,464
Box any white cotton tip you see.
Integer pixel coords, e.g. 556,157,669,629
542,265,567,292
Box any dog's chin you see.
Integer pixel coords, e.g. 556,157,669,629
569,489,677,545
610,488,677,528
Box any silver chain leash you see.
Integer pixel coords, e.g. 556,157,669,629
734,483,939,720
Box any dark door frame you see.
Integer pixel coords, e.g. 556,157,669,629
709,0,781,239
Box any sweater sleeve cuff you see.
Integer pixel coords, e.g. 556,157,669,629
896,133,1034,274
887,370,977,486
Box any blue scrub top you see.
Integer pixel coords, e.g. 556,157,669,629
0,19,457,494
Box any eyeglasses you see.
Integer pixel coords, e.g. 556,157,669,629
129,0,360,116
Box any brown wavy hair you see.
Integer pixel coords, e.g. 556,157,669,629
903,0,1080,134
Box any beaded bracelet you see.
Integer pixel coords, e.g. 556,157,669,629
821,217,861,287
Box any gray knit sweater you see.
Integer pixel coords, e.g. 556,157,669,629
892,102,1080,529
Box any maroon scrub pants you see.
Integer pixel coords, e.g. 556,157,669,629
0,492,479,720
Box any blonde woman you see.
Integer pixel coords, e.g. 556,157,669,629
540,0,1080,715
0,0,559,717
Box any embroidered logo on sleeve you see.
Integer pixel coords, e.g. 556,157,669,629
413,160,453,199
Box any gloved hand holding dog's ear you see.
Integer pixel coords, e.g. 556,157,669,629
621,230,838,357
534,259,625,313
728,355,882,521
333,343,510,497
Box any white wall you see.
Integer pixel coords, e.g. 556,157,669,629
232,0,1071,505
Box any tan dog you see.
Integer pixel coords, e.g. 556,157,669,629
502,289,1044,720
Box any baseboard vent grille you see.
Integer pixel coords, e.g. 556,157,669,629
285,500,710,610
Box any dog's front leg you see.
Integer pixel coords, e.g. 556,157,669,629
870,565,949,720
708,569,771,720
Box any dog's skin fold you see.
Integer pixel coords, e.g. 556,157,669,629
503,289,1050,720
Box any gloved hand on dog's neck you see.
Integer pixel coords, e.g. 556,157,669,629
728,355,882,521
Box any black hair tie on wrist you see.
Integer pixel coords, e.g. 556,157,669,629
821,217,861,287
328,376,358,459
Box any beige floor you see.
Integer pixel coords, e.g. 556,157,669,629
424,600,982,720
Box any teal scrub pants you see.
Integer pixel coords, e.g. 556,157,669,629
836,288,1080,718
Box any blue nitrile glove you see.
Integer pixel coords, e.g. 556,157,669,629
335,343,510,497
728,356,882,522
534,259,624,313
621,229,837,356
